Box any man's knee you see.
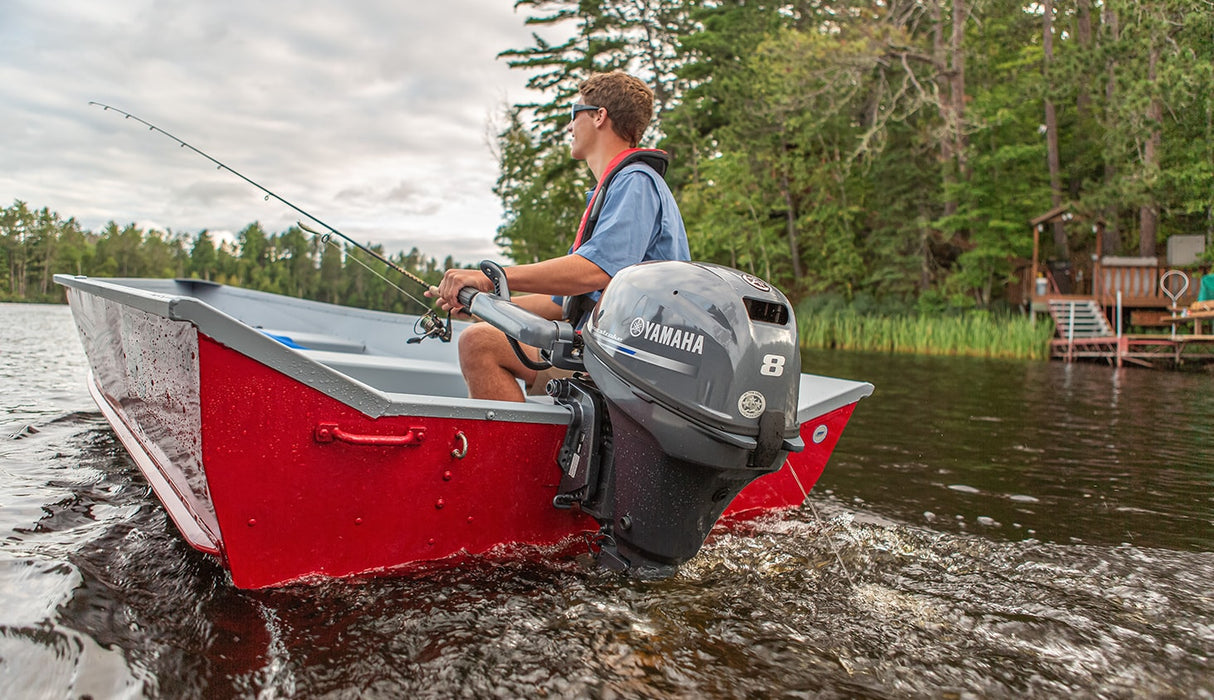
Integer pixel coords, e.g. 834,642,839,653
456,323,534,401
458,323,507,361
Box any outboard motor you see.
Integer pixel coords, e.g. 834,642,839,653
460,261,803,575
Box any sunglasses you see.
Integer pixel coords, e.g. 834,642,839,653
570,103,602,121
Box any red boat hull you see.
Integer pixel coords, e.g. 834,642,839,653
199,334,596,587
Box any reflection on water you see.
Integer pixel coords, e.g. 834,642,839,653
803,349,1214,552
2,304,1212,697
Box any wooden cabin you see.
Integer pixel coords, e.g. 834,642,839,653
1024,205,1204,317
1018,206,1214,366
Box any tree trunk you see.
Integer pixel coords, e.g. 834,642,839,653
40,242,53,296
1139,41,1161,257
1043,0,1067,259
1070,0,1093,201
949,0,969,183
932,0,963,219
778,164,804,280
919,205,932,291
16,254,26,298
1102,5,1121,255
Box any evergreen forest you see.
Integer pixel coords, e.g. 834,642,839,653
0,201,447,313
3,0,1211,321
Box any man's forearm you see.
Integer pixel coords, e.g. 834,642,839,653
512,293,564,321
505,254,611,296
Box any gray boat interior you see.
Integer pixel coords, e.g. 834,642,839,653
55,276,873,425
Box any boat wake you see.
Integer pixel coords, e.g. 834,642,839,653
4,432,1212,698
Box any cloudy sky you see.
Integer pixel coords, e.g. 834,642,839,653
0,1,563,265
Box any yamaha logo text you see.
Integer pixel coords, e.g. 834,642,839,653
629,317,705,355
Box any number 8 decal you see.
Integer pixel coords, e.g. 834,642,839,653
760,354,786,376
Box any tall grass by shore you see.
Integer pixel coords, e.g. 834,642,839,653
798,311,1055,360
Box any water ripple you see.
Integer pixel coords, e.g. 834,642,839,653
1,306,1211,697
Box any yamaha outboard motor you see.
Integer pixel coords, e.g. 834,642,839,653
460,261,803,575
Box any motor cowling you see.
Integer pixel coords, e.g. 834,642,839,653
552,261,804,574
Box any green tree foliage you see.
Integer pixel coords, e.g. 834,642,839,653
190,230,217,281
0,200,444,310
492,109,587,263
493,0,693,265
495,0,1214,310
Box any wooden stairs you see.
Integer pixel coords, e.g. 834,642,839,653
1047,298,1114,340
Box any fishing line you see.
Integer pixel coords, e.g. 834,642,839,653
88,101,450,341
308,224,416,300
296,221,433,312
790,464,856,587
298,221,427,306
308,224,443,338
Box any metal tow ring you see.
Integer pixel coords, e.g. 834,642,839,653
451,431,468,459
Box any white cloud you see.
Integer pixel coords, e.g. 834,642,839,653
0,0,562,266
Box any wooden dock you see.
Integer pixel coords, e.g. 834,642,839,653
1047,297,1214,368
1052,334,1214,368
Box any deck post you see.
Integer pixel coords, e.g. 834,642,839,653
1031,223,1040,308
1093,224,1102,303
1116,291,1123,338
1116,291,1123,367
1067,302,1076,363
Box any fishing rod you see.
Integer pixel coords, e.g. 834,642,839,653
88,101,452,343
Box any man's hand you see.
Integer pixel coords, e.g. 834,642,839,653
426,268,496,316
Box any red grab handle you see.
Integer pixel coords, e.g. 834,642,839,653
314,423,425,446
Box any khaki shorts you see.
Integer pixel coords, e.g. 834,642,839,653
527,365,578,396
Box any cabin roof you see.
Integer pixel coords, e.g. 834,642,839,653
1031,204,1106,228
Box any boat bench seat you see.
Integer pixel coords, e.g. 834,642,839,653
298,349,468,397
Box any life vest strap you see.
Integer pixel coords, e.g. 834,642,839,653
571,148,669,251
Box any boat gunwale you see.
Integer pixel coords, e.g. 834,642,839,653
54,275,873,426
55,275,573,425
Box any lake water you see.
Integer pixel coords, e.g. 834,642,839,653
1,302,1211,698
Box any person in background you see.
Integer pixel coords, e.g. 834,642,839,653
429,70,689,401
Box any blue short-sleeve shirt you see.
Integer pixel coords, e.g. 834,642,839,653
554,162,689,308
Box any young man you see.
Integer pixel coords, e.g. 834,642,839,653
430,70,689,401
